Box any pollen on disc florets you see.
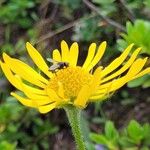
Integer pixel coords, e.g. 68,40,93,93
47,66,92,99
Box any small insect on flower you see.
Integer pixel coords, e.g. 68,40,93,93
47,58,69,73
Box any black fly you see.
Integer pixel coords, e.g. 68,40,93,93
47,58,69,73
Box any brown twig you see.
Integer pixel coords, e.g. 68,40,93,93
39,0,52,18
83,0,126,31
49,4,58,21
118,0,135,22
36,20,80,43
36,14,96,43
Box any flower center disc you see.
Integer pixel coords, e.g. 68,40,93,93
48,66,92,99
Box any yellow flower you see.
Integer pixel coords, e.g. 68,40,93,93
0,41,150,113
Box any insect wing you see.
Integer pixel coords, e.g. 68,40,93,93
47,58,59,63
49,64,60,71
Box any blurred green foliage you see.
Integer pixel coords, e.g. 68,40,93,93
72,17,102,42
92,0,116,16
55,0,81,10
90,120,150,150
117,20,150,54
0,28,38,55
0,141,16,150
127,75,150,88
0,0,39,28
0,96,59,149
144,0,150,8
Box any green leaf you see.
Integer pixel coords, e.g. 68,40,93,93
140,146,149,150
142,124,150,146
143,124,150,138
127,75,149,88
0,141,16,150
143,78,150,88
144,0,150,8
90,133,108,145
119,136,137,147
127,120,144,143
105,121,119,141
126,21,133,35
117,19,150,59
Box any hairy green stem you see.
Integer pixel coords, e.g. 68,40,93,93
65,106,86,150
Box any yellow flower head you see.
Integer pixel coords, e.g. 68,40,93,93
1,41,150,113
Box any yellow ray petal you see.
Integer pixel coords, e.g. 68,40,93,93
91,77,116,100
91,67,102,91
22,83,46,95
98,58,147,92
0,63,46,95
126,58,147,76
98,80,115,90
20,85,53,106
11,92,37,108
58,82,65,98
101,44,134,77
38,103,57,113
61,40,69,62
87,41,107,71
11,91,52,107
90,93,107,101
101,48,141,83
24,93,49,102
26,42,53,78
69,42,79,66
15,74,46,95
34,99,54,106
74,84,90,108
52,49,61,62
74,67,103,107
3,53,46,88
93,88,106,94
0,61,23,91
110,76,132,92
133,67,150,79
46,88,62,102
82,43,96,69
21,83,51,102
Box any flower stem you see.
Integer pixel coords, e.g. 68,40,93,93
65,106,86,150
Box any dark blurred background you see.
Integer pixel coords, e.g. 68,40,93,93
0,0,150,149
